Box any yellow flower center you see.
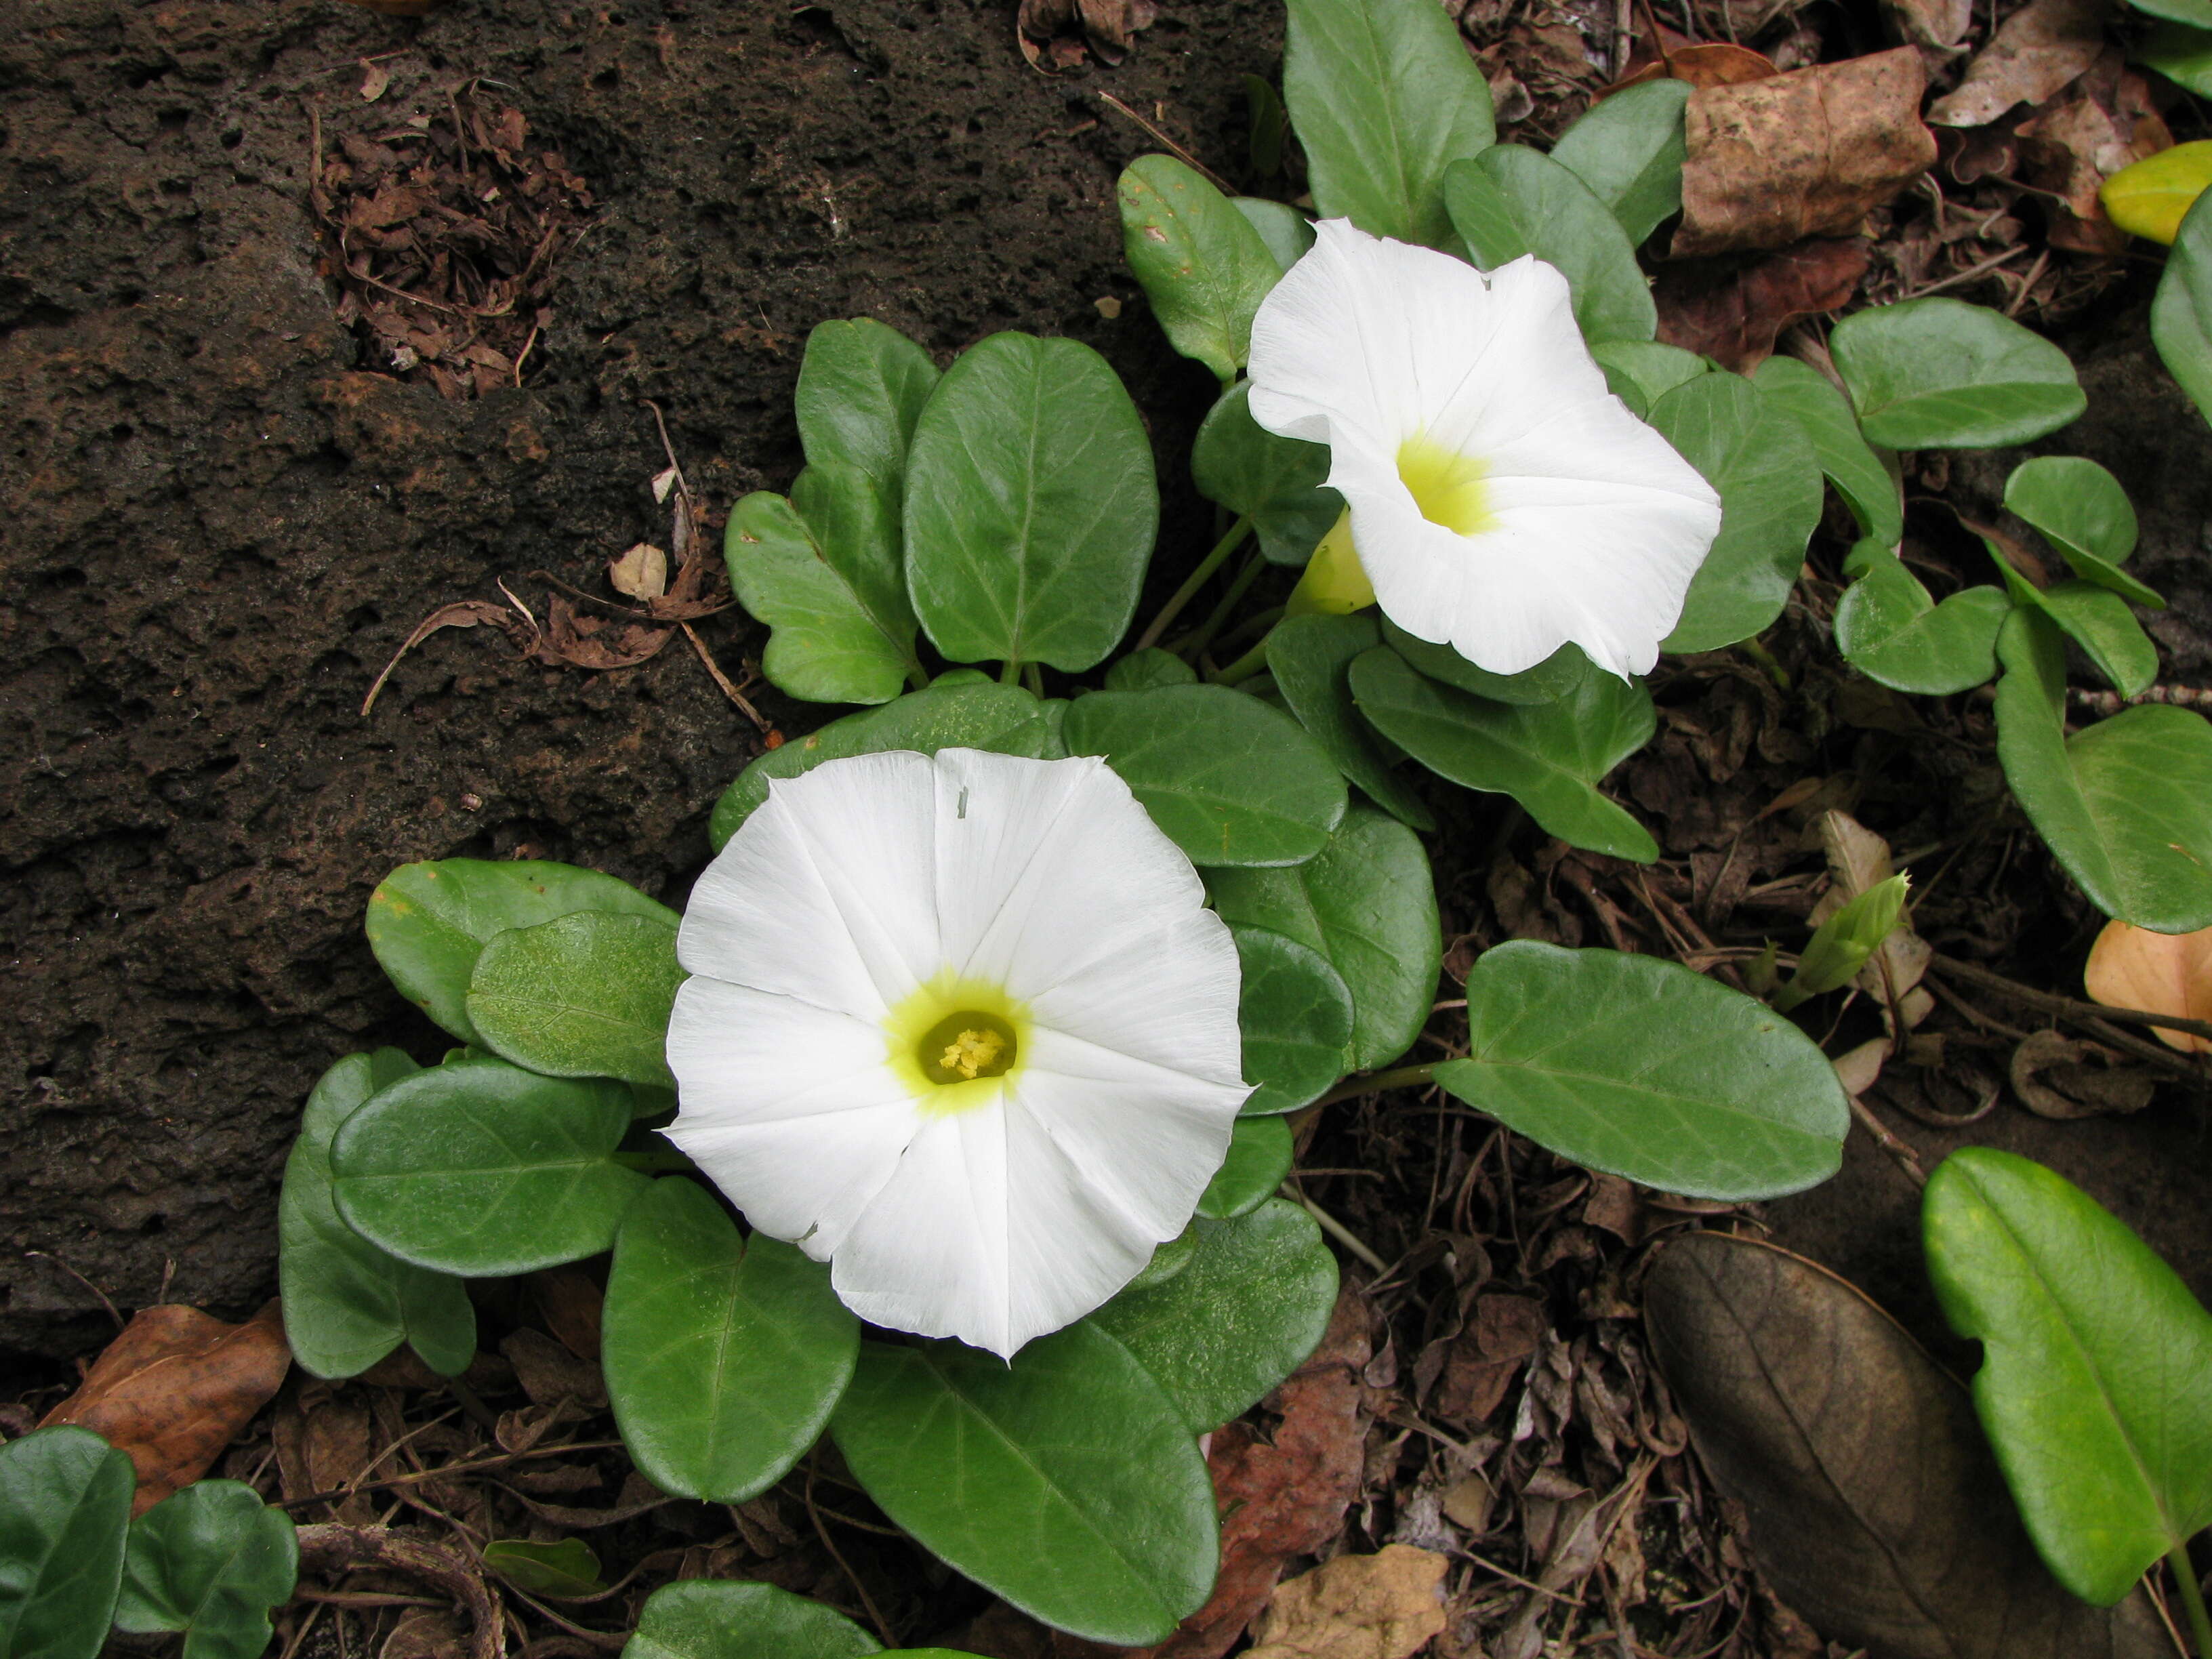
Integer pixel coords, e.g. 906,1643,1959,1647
1397,432,1497,537
884,971,1029,1115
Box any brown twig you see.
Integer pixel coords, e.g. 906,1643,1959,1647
682,623,772,733
295,1523,504,1659
1847,1093,1927,1187
1094,92,1237,196
806,1457,896,1645
1928,953,2212,1044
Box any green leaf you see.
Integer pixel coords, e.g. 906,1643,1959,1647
1264,613,1435,829
1231,924,1355,1114
1284,0,1496,247
1350,647,1659,863
1549,79,1692,245
794,316,940,506
366,860,676,1046
1923,1147,2212,1604
603,1179,858,1504
2137,21,2212,99
466,912,684,1088
1378,615,1593,705
724,474,921,707
113,1482,297,1659
710,683,1057,848
1060,683,1348,867
1233,197,1315,270
2154,187,2212,426
1106,648,1200,691
1992,607,2212,933
2100,138,2212,244
1443,146,1657,344
2008,578,2159,699
331,1054,649,1276
1090,1200,1338,1431
1751,356,1904,548
0,1427,135,1659
1208,802,1442,1071
2128,0,2212,31
1832,544,2007,697
1830,297,2087,449
624,1579,882,1659
2004,456,2163,609
1775,873,1910,1009
904,332,1158,672
1244,75,1288,176
1119,155,1284,382
279,1049,476,1380
1191,382,1344,567
1436,941,1849,1200
1590,338,1709,418
1196,1115,1294,1219
1650,372,1824,654
831,1324,1217,1646
482,1537,603,1598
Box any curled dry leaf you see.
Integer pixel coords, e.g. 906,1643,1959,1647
1809,808,1933,1024
1886,0,1975,54
2018,62,2173,253
539,596,674,670
361,599,527,716
39,1300,291,1514
1928,0,2108,129
1654,237,1869,370
1675,48,1938,258
1434,1292,1547,1425
1017,0,1158,70
1614,41,1781,91
2084,918,2212,1053
500,1327,608,1410
608,542,670,602
530,1267,605,1361
2008,1028,2156,1118
1644,1233,2169,1659
1244,1546,1449,1659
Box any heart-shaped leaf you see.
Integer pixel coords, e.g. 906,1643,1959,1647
0,1427,135,1659
113,1481,297,1659
1090,1199,1338,1432
331,1054,649,1277
365,860,676,1046
2155,188,2212,426
794,317,939,507
1106,647,1200,691
1833,543,2007,696
2003,457,2162,609
1191,382,1344,567
1349,647,1659,863
1650,371,1824,654
1549,79,1692,245
466,911,685,1088
1436,941,1849,1199
1378,615,1593,705
904,333,1156,672
483,1537,603,1598
1060,683,1348,867
1443,145,1657,344
1924,1147,2212,1604
1208,802,1442,1071
1119,155,1284,382
1830,296,2087,449
1591,339,1710,419
1992,608,2212,933
279,1049,476,1380
1753,355,1903,548
1197,1115,1294,1220
2001,575,2158,699
1231,924,1355,1114
603,1179,858,1504
625,1580,881,1659
831,1324,1218,1646
1283,0,1496,247
1263,613,1434,830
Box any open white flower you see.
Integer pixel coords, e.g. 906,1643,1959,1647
1248,219,1723,681
663,747,1251,1358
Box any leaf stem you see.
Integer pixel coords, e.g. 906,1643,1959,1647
1132,516,1253,653
1738,634,1791,692
1178,548,1268,659
1310,1062,1444,1110
2172,1542,2212,1659
1208,635,1273,687
998,657,1022,686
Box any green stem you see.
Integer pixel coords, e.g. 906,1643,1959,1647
1738,634,1791,692
1311,1062,1443,1109
1209,634,1274,687
1023,661,1044,697
998,657,1023,685
905,658,930,693
1179,549,1267,660
1216,604,1287,653
2173,1543,2212,1659
1132,516,1252,653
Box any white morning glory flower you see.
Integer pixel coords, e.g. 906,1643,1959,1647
663,747,1252,1358
1247,218,1724,682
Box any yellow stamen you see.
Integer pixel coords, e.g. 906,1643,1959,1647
1397,432,1496,537
938,1027,1006,1081
883,970,1030,1115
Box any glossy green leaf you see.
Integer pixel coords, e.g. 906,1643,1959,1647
1832,544,2007,697
710,683,1057,847
1650,372,1823,653
1090,1200,1338,1431
2007,577,2159,699
0,1427,134,1659
831,1324,1217,1646
1119,155,1284,381
279,1049,476,1380
1127,1227,1200,1294
1437,941,1849,1199
1752,356,1903,548
905,332,1157,672
1245,75,1288,176
724,473,922,706
1208,802,1442,1071
603,1179,858,1504
1443,146,1657,344
1378,615,1593,705
1105,648,1200,691
1923,1147,2212,1604
365,860,676,1046
2005,456,2163,609
2137,21,2212,99
1264,613,1434,829
331,1054,649,1277
1284,0,1496,246
113,1482,297,1659
1992,607,2212,933
2129,0,2212,32
1196,1115,1294,1219
794,316,940,506
1191,382,1343,567
624,1580,882,1659
2154,187,2212,426
1350,647,1659,863
1060,684,1348,867
1549,79,1692,245
1591,338,1708,419
483,1537,603,1598
466,911,684,1088
1234,197,1315,270
1830,297,2087,449
1231,924,1355,1114
2102,139,2212,244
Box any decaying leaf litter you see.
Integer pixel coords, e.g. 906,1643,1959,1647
12,0,2212,1654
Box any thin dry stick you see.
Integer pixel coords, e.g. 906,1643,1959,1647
1848,1093,1927,1187
1282,1183,1391,1273
1928,953,2212,1044
22,1251,124,1330
806,1458,896,1646
682,623,772,733
1095,92,1237,195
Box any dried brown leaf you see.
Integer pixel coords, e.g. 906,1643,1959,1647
1435,1293,1547,1426
539,596,672,670
530,1267,605,1363
2084,919,2212,1053
2018,63,2172,253
501,1327,607,1410
607,542,670,602
361,598,523,715
1615,41,1782,91
1244,1547,1449,1659
1654,237,1869,370
2008,1028,2156,1118
1928,0,2107,128
1887,0,1975,52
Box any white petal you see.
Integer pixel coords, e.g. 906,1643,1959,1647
1022,910,1248,1084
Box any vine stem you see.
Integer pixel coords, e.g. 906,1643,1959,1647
2173,1543,2212,1659
1310,1062,1443,1110
1132,516,1252,653
1208,634,1273,687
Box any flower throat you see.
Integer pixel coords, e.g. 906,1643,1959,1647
1397,432,1497,537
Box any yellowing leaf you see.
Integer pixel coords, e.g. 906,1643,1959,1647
2100,139,2212,245
2083,918,2212,1053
